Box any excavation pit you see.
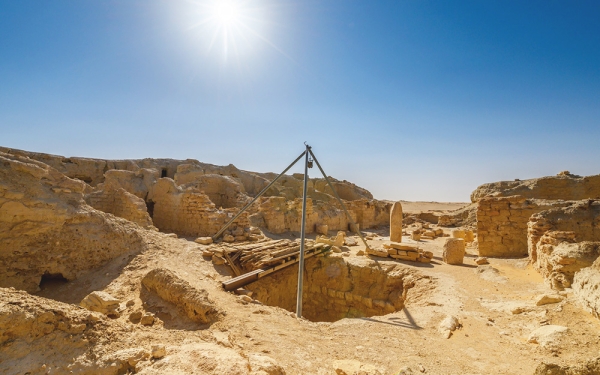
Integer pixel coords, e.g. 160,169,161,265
245,255,418,322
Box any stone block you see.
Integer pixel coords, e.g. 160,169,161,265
315,224,328,236
443,238,465,265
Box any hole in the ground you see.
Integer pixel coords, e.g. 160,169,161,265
161,168,168,178
245,256,413,322
39,272,69,291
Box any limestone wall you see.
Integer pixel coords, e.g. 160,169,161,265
151,179,249,237
246,256,415,322
250,197,389,234
0,152,147,292
476,196,565,257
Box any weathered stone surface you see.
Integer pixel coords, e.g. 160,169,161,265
390,202,403,243
141,268,221,324
80,291,120,316
528,325,568,348
573,256,600,319
529,235,600,290
443,238,465,265
248,354,286,375
474,257,489,265
315,224,328,236
85,183,154,229
151,345,166,359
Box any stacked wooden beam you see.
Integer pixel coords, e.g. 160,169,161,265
207,239,329,274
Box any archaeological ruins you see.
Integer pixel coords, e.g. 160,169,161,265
1,146,600,374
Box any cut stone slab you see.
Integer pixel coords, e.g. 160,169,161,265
366,248,389,258
384,242,420,252
475,257,489,265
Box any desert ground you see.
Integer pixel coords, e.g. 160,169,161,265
2,148,600,375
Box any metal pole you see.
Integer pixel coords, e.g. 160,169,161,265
296,144,310,318
308,148,372,252
213,150,307,241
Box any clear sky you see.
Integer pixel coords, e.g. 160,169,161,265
1,1,599,202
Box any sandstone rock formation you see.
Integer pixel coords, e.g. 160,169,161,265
0,147,391,238
0,152,147,292
141,268,222,324
471,172,600,203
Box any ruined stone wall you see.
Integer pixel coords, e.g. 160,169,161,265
246,256,414,322
251,197,388,234
151,179,249,237
527,200,600,289
85,186,154,229
0,152,147,292
347,199,391,229
476,196,566,257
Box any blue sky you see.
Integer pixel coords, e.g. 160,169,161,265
1,1,599,202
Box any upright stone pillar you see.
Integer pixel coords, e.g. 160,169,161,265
390,201,403,243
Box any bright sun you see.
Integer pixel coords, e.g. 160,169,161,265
212,1,240,25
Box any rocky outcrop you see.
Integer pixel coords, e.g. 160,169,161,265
1,147,390,238
0,152,147,292
527,201,600,290
0,287,134,375
471,173,600,203
85,183,154,229
141,268,221,324
573,256,600,319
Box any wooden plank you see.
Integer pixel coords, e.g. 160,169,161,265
222,269,262,291
222,250,241,276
